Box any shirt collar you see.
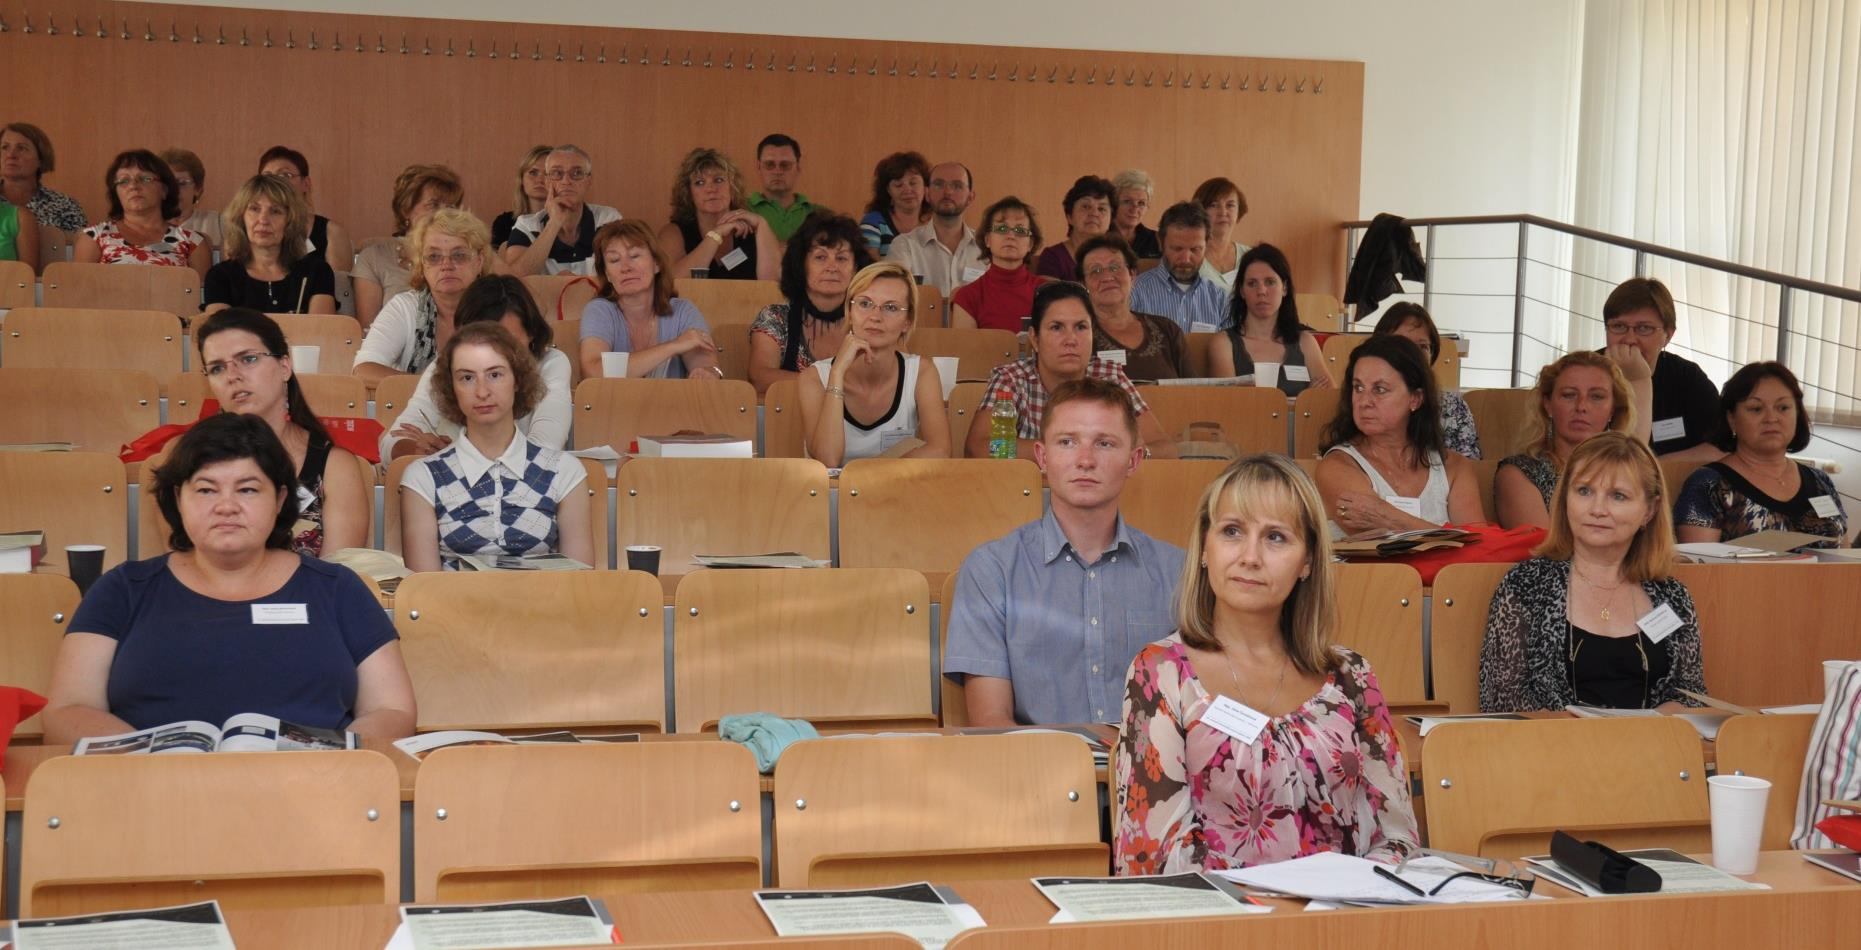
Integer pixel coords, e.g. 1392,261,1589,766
1038,507,1138,565
909,222,976,246
452,429,529,484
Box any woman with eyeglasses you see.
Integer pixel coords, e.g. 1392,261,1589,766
203,175,335,316
1479,432,1705,712
656,147,779,281
1076,234,1187,380
951,196,1049,332
1600,277,1716,460
353,164,463,328
160,148,223,254
490,145,551,250
192,308,369,555
796,262,950,466
353,209,490,387
75,149,210,278
747,212,876,395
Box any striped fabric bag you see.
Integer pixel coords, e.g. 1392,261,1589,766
1793,660,1861,849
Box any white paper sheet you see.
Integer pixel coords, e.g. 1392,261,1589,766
754,882,983,949
1033,872,1267,922
11,901,236,950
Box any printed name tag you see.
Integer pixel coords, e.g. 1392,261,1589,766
1189,322,1220,334
1095,349,1128,366
1638,603,1682,644
1201,694,1269,745
1283,364,1311,382
252,604,308,625
962,265,987,284
1385,495,1424,518
1811,495,1841,518
718,246,749,270
1652,417,1687,442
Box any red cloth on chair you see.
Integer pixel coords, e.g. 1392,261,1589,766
1343,523,1546,586
1816,816,1861,852
0,687,48,755
120,399,383,465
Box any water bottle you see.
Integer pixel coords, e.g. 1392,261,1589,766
988,398,1018,459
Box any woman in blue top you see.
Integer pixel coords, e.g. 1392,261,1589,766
42,414,416,743
579,219,723,381
859,151,930,256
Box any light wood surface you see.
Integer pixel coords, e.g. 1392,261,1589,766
1137,384,1290,455
1675,562,1861,707
1296,292,1346,331
1465,387,1539,461
0,260,32,309
1660,458,1704,497
413,742,761,901
673,279,784,330
39,261,200,316
772,733,1104,887
167,369,368,418
0,574,78,741
711,322,753,384
916,283,946,329
673,568,934,733
573,377,757,451
520,274,598,323
902,328,1019,383
1335,562,1430,710
1421,716,1711,859
140,449,375,559
371,373,421,434
0,367,159,454
1427,561,1517,713
19,750,401,915
1182,331,1219,378
946,382,988,459
552,325,584,391
1319,331,1460,396
270,313,364,370
1470,455,1499,522
837,459,1042,575
382,456,604,563
938,570,967,727
614,457,831,580
2,307,186,381
1115,458,1230,550
1291,384,1340,457
1715,713,1817,850
395,570,667,733
0,451,127,573
761,378,805,458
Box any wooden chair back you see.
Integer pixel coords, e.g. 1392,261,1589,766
1428,561,1516,713
1715,713,1817,850
372,373,422,433
413,742,762,901
939,571,967,726
298,373,369,416
553,318,585,390
1421,717,1711,859
1117,459,1231,550
330,269,355,317
572,377,757,451
615,458,830,583
916,282,946,328
837,459,1043,584
946,382,989,458
396,570,666,733
0,574,79,740
773,733,1106,886
1318,330,1459,392
1660,458,1703,498
1674,563,1861,707
0,451,126,573
384,455,603,562
0,367,159,453
40,261,200,315
270,313,363,371
1464,388,1538,461
140,449,376,558
1183,331,1220,378
1290,386,1341,458
710,322,752,383
902,328,1018,382
1334,562,1429,710
20,751,400,914
1470,456,1499,522
673,277,784,327
1137,385,1289,454
2,307,185,380
520,274,597,322
761,378,806,458
673,568,934,733
0,260,33,308
1295,292,1344,331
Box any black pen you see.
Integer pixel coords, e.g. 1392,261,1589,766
1375,865,1428,897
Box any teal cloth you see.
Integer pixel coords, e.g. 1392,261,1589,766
717,713,820,772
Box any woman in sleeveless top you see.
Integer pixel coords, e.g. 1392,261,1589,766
1315,334,1482,530
1209,244,1330,397
798,262,951,466
76,149,210,278
194,308,368,556
656,147,779,282
1495,351,1641,530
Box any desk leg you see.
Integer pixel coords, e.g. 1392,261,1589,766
5,808,19,920
400,799,415,903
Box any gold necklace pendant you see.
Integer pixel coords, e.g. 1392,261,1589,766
1600,604,1611,622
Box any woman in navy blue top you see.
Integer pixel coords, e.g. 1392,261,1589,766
42,414,416,743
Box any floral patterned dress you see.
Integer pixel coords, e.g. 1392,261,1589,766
82,220,205,267
1113,636,1418,874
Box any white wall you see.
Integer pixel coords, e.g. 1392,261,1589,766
140,0,1586,224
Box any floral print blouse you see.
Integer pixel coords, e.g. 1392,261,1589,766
1674,461,1848,548
82,220,205,267
1499,453,1558,508
1113,636,1418,874
1441,389,1481,460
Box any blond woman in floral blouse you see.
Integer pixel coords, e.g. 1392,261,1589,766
1113,454,1417,873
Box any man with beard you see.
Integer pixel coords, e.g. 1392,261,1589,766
885,161,982,296
1129,201,1232,335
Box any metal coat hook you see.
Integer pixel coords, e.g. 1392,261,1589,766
115,17,126,39
285,29,295,50
1201,73,1211,89
868,59,878,76
988,63,998,80
806,53,816,72
1144,70,1155,87
1221,73,1231,90
826,53,836,74
597,44,606,63
1085,66,1096,84
1276,75,1287,92
0,12,10,33
306,30,318,50
21,13,32,34
927,59,937,78
533,41,544,62
262,29,273,48
616,44,627,64
947,61,958,78
889,59,898,76
194,24,206,44
909,59,919,77
769,50,779,70
1314,78,1326,94
1237,75,1249,91
1257,74,1270,92
681,48,692,66
216,25,226,45
1054,67,1064,84
743,48,753,69
1124,69,1136,86
94,16,105,37
969,64,979,80
557,43,567,62
44,14,56,36
145,20,157,42
661,48,671,66
1295,77,1307,93
702,50,712,68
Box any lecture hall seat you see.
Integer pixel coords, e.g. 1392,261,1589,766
836,459,1042,588
1137,384,1290,455
0,573,79,741
613,457,831,585
572,377,757,454
672,277,784,328
1426,560,1515,714
0,366,159,454
2,307,185,383
1714,713,1817,851
40,261,199,316
0,451,128,574
902,327,1019,382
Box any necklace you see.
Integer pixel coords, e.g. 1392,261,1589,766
1572,565,1624,622
1221,645,1289,715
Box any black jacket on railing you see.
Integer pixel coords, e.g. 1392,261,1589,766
1345,213,1426,323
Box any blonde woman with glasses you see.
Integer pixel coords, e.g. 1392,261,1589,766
797,261,950,466
353,209,491,386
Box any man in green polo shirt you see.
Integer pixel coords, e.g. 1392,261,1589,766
747,133,822,241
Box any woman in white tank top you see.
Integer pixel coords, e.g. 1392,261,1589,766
1314,335,1484,530
798,262,953,466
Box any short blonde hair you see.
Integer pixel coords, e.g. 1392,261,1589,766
221,174,312,266
1112,168,1154,197
844,261,918,340
1536,431,1675,582
405,208,491,293
1518,351,1637,462
668,147,747,224
1174,454,1341,675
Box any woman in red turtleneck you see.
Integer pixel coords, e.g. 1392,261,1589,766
951,196,1050,332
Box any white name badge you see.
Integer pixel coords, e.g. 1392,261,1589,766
718,246,749,270
1811,495,1841,518
1385,495,1424,518
252,604,308,625
1201,694,1270,745
1638,603,1683,644
961,265,987,284
1189,322,1221,334
1283,364,1312,383
1095,349,1128,366
1652,417,1687,442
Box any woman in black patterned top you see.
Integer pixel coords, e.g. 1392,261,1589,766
1495,351,1642,530
1675,362,1849,548
1480,432,1706,712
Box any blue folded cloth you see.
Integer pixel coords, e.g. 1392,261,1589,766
718,713,821,772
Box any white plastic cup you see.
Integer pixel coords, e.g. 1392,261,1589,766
1708,774,1771,875
1824,660,1854,700
933,356,959,401
288,345,320,375
601,351,630,379
1254,361,1282,389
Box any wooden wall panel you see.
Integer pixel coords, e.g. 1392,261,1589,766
4,1,1363,292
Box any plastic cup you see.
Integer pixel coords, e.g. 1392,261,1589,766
289,345,321,374
933,356,959,401
601,351,630,379
1255,361,1282,389
1825,660,1854,699
65,544,105,597
625,545,662,575
1708,774,1771,875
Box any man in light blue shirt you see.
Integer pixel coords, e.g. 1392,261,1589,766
1128,201,1232,335
943,377,1186,726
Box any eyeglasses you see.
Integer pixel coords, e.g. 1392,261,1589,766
1384,849,1536,897
265,170,302,181
112,175,158,188
202,351,281,379
173,176,196,188
851,296,908,317
424,250,478,268
544,168,591,182
1084,263,1127,279
1605,321,1664,338
990,224,1033,238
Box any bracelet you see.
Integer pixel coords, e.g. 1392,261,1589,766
823,385,846,398
705,230,724,244
708,365,725,379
